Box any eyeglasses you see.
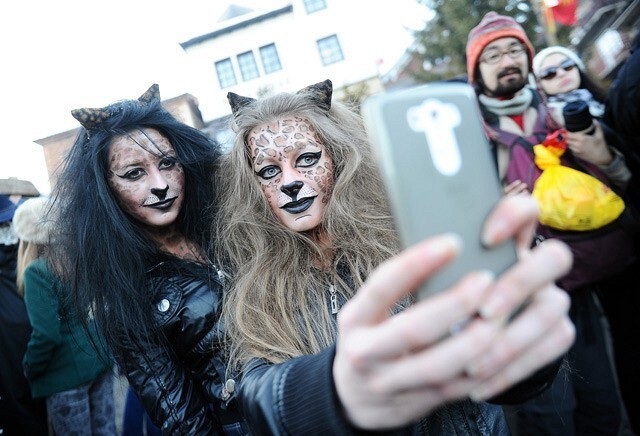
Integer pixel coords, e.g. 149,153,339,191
480,45,527,65
539,59,577,80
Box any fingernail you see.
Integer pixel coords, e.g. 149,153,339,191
466,357,489,378
428,233,463,258
479,288,517,321
479,295,502,319
469,269,496,302
479,292,512,319
469,383,491,402
481,220,507,247
476,269,496,286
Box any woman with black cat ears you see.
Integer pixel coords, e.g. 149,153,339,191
48,84,247,435
215,79,575,434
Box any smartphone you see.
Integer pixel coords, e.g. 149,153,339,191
361,82,517,300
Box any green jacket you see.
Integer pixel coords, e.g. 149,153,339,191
22,258,112,398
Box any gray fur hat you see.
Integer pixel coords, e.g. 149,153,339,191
13,197,55,244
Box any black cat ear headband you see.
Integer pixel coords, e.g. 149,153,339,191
227,79,333,117
71,84,161,132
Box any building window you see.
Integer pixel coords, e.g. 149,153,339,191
237,51,260,81
317,35,344,66
303,0,326,13
259,44,282,74
215,58,237,88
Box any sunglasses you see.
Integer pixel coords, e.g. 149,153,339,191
539,59,577,80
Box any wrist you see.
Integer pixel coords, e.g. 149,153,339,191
597,147,631,185
593,147,613,166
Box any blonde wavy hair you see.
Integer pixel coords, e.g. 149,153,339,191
215,86,400,369
16,241,43,297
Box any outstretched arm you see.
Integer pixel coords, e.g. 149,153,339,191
333,194,574,430
237,195,574,433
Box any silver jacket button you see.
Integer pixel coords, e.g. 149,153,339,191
225,379,236,394
221,378,236,401
157,298,170,312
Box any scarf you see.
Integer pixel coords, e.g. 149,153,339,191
479,87,534,117
547,88,605,118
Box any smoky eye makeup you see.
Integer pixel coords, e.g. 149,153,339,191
296,151,322,168
255,165,281,180
119,168,145,180
159,156,178,169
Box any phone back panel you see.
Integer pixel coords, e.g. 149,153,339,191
362,82,516,299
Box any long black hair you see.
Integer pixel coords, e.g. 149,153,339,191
49,90,220,350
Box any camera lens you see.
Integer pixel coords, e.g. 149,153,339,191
563,100,594,134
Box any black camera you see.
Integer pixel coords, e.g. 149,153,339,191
562,100,595,135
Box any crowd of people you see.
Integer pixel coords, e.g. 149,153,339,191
466,13,639,435
1,10,638,436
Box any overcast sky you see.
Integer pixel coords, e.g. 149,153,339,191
0,0,428,195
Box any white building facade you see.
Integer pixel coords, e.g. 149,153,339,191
180,0,415,132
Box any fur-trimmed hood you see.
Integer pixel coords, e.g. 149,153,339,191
12,197,54,244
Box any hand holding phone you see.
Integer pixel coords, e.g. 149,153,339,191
361,82,517,299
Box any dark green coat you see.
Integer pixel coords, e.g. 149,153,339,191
22,258,112,398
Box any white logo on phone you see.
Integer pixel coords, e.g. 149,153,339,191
406,99,462,176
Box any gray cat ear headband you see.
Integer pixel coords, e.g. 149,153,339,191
226,79,333,117
70,84,160,133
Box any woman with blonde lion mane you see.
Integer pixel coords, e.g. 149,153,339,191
214,79,575,435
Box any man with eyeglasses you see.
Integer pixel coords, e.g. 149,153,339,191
466,12,547,191
466,11,633,436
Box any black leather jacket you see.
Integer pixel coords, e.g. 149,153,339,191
112,261,244,435
236,265,559,435
239,346,559,435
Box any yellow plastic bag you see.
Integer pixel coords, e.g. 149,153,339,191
531,144,625,231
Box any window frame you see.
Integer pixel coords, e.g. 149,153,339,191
215,58,237,89
259,43,283,74
237,50,260,82
303,0,327,14
316,34,344,66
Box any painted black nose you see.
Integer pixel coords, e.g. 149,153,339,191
281,181,304,198
151,185,169,200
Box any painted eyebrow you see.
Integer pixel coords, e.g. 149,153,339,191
131,129,175,158
253,156,279,171
111,152,171,173
111,160,143,173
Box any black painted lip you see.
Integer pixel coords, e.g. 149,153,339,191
145,197,177,210
281,197,315,214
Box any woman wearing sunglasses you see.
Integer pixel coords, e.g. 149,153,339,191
532,46,630,186
533,46,640,434
533,47,606,114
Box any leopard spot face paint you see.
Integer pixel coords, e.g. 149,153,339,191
107,128,185,229
248,117,334,233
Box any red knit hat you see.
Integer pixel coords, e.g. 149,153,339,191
466,12,535,85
